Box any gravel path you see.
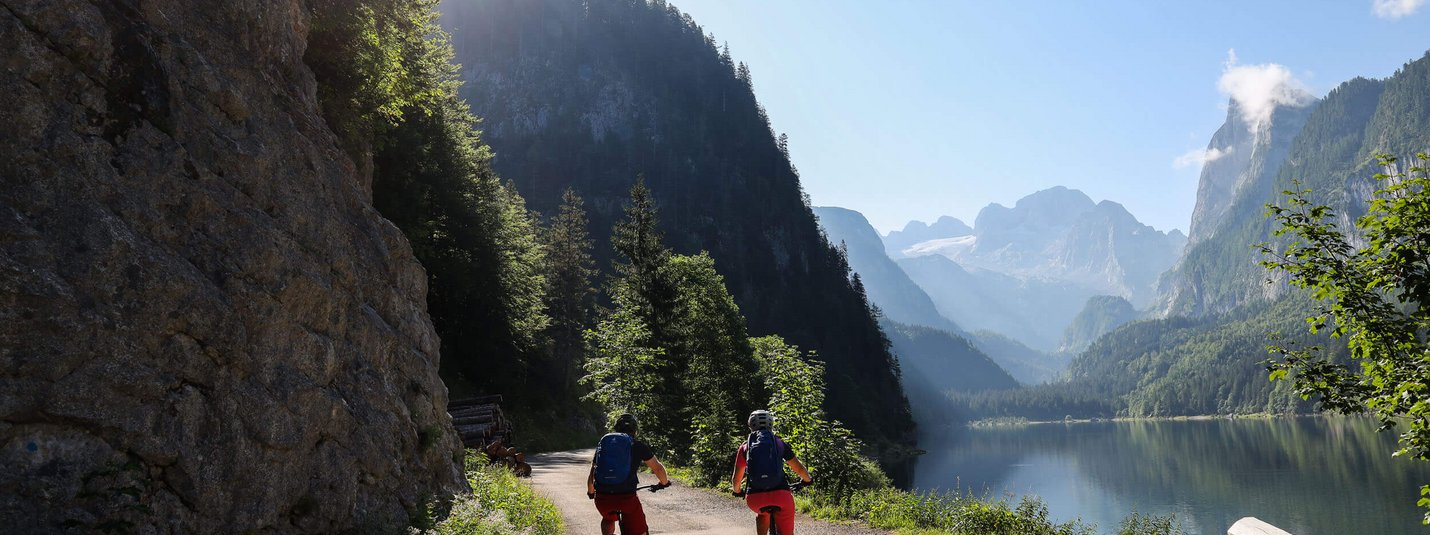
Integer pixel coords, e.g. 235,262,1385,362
528,449,888,535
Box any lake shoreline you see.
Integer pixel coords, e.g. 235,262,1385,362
912,414,1429,534
963,412,1329,428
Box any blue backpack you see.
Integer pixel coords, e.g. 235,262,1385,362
594,433,634,491
745,429,785,491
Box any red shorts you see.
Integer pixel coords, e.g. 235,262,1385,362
594,493,647,534
745,489,795,534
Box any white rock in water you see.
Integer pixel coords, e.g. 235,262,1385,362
1229,517,1294,535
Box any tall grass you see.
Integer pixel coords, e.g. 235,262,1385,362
417,454,563,535
796,487,1186,535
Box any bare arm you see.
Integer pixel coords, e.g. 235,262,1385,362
644,457,670,485
587,454,598,495
731,461,745,493
787,458,812,483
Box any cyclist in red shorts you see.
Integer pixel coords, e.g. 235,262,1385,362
730,410,813,534
588,413,669,535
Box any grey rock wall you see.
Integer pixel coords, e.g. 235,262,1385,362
0,0,464,532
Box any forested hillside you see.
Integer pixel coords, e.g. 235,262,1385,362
954,296,1328,421
1058,295,1138,355
439,0,914,447
883,320,1018,428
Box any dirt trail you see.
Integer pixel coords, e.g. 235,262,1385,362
528,449,887,534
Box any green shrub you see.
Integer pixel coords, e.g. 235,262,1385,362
1116,511,1187,535
752,336,880,497
421,455,562,535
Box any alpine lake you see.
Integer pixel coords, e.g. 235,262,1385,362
909,415,1430,534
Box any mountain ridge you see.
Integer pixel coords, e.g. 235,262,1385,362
442,0,915,447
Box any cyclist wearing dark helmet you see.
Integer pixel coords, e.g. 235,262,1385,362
588,413,670,535
730,409,812,534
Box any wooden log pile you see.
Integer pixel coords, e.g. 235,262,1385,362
449,394,509,448
448,394,530,476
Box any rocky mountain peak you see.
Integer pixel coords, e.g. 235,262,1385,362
884,215,972,258
1187,96,1318,244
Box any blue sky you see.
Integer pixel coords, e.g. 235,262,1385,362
668,0,1430,234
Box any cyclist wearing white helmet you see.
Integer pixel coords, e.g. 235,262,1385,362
730,409,813,534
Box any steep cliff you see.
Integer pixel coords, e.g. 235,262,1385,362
0,1,463,532
1152,58,1430,317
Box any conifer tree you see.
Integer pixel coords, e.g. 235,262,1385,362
543,189,598,392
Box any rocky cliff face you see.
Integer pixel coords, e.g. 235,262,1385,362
0,1,464,532
899,187,1183,307
1186,100,1316,245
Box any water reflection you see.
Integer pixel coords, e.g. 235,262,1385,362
912,416,1430,534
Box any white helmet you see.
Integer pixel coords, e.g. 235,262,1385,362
747,410,774,431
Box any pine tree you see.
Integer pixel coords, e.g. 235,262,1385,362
543,188,598,393
611,177,677,330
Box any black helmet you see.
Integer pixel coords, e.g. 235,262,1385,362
614,413,638,435
747,410,774,431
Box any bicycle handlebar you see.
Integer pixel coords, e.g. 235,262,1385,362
589,482,670,499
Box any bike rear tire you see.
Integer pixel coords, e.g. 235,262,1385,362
763,510,781,535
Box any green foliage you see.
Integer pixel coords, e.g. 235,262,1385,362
953,295,1331,422
585,184,764,480
443,0,915,447
1116,511,1187,535
881,320,1018,428
1059,295,1138,355
800,487,1096,535
583,301,664,428
800,485,1186,535
542,189,599,395
752,336,886,497
306,0,572,415
421,454,562,535
307,0,452,153
664,253,763,483
1262,153,1430,522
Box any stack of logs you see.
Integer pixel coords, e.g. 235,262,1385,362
448,394,531,476
449,394,509,448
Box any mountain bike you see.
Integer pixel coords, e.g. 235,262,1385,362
590,482,669,534
735,480,812,535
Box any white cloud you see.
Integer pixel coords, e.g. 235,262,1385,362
1174,146,1234,169
1217,49,1315,134
1373,0,1425,19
